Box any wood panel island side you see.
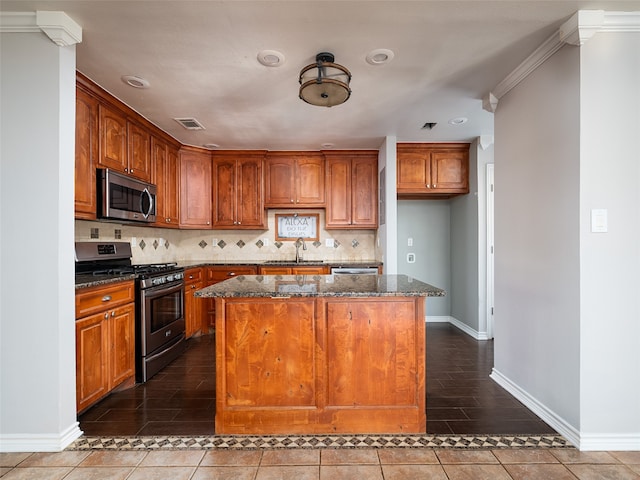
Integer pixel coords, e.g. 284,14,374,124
195,274,445,435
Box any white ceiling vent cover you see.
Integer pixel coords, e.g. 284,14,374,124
174,117,205,130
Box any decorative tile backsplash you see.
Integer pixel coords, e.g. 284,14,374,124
75,210,378,265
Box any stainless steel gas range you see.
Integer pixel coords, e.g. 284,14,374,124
75,241,186,383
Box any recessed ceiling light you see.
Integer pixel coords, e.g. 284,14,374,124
365,49,395,65
448,117,468,125
121,75,150,89
203,143,220,149
257,50,285,67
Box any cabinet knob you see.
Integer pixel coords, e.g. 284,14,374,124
228,272,236,276
130,169,134,173
166,218,171,223
290,199,294,203
111,311,115,317
124,168,128,173
433,184,437,188
426,184,431,188
104,313,109,319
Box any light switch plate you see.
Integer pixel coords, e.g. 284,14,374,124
591,209,608,233
408,237,413,247
407,253,416,263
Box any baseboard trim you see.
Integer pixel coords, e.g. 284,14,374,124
426,316,490,340
0,422,83,452
490,368,580,448
578,433,640,452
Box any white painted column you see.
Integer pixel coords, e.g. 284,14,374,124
0,12,82,451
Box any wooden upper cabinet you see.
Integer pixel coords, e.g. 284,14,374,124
265,152,325,207
98,102,151,182
325,151,378,229
179,147,212,228
212,151,266,229
127,121,151,182
152,137,180,227
98,103,127,173
75,87,99,220
397,143,469,198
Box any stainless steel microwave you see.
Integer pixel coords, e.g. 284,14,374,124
98,169,157,223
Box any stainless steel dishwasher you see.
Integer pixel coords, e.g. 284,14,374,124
330,267,379,275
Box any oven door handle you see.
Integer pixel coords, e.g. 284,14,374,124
142,280,185,298
140,187,154,219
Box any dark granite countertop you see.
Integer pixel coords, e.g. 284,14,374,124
178,260,383,269
75,273,136,290
194,274,445,298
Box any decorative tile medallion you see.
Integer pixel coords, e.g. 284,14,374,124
255,240,264,248
199,240,207,249
217,240,227,249
153,239,159,250
164,240,170,249
68,434,570,451
274,241,283,249
352,239,359,248
236,240,246,248
333,240,341,248
139,239,146,250
114,229,122,239
90,228,99,239
313,241,322,248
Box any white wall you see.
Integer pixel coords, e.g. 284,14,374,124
493,43,582,433
397,200,451,316
450,139,495,335
578,31,640,448
0,32,80,451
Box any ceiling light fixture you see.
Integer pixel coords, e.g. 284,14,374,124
365,49,395,66
121,75,150,89
257,50,285,67
299,52,351,107
448,117,468,125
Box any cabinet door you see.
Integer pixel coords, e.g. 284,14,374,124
325,157,351,227
212,156,237,228
165,147,180,225
127,122,151,181
291,266,328,275
296,155,325,206
179,148,212,228
98,103,127,173
259,266,292,275
109,303,135,388
76,312,108,412
396,148,429,191
236,156,265,228
265,156,295,206
75,88,98,220
430,149,469,192
152,138,169,226
185,281,203,338
351,155,378,228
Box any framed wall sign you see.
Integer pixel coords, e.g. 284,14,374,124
275,214,319,241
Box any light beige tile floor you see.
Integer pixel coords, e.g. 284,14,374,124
2,448,640,479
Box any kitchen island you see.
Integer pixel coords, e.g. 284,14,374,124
195,274,444,434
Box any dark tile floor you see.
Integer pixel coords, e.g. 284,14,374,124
79,323,556,436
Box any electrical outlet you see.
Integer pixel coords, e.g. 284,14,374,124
263,237,270,247
130,237,137,247
408,237,413,247
326,238,335,248
212,238,219,247
407,252,416,263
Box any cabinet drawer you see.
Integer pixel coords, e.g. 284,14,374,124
207,266,257,283
185,267,203,285
76,281,135,319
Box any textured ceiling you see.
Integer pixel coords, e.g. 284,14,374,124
3,0,639,150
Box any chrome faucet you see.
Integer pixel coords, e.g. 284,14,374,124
295,237,307,263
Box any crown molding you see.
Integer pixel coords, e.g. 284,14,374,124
483,10,640,112
0,11,82,46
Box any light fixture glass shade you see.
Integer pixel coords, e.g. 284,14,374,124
299,53,351,107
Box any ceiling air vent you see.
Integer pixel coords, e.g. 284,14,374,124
422,122,437,130
174,117,205,130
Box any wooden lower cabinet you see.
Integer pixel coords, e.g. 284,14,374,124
215,296,425,434
259,266,329,275
75,281,135,413
184,268,204,338
204,266,258,331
